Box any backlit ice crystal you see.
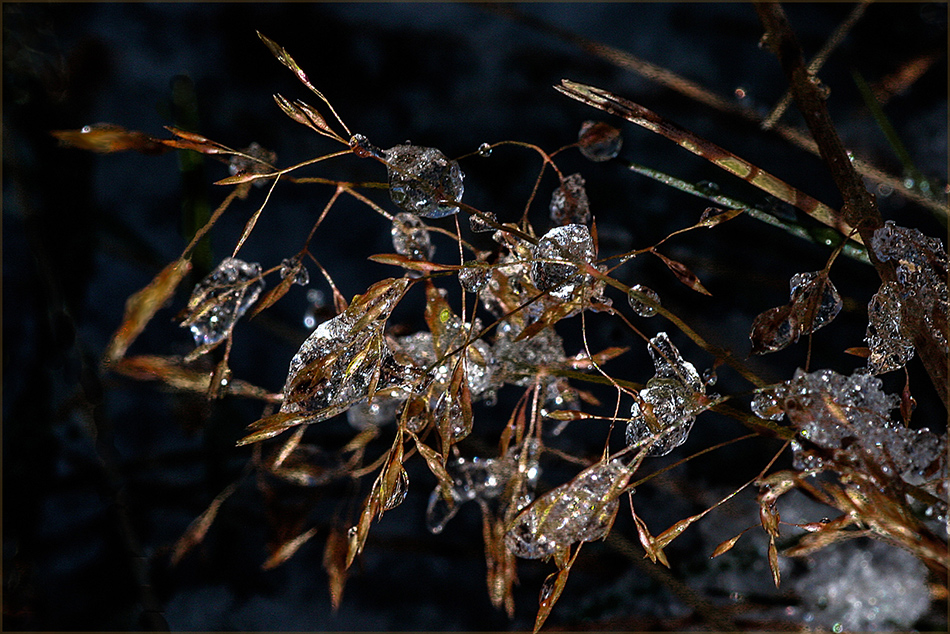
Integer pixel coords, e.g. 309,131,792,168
626,333,706,456
181,257,265,347
385,144,464,218
531,224,595,300
279,257,310,286
627,284,661,317
866,281,915,374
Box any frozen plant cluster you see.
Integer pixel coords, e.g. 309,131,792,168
751,369,946,483
181,257,265,347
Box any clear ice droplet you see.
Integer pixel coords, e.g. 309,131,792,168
391,212,434,261
531,224,595,300
577,120,622,162
458,261,491,293
477,142,492,157
385,144,464,218
280,257,310,286
627,284,660,317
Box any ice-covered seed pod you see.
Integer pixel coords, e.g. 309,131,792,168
385,144,464,218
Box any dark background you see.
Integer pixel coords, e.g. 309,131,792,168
3,3,947,631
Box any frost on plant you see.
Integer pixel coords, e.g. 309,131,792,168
794,539,931,631
865,281,915,374
384,144,464,218
752,368,946,482
180,257,265,348
626,332,708,456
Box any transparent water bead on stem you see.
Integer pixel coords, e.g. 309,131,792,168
549,173,591,226
866,281,915,374
531,224,595,300
477,142,492,157
391,212,434,262
505,458,630,559
181,257,265,347
280,257,310,286
384,144,464,218
627,284,661,317
577,120,622,162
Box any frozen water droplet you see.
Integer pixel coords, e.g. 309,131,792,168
702,367,718,387
469,211,497,233
627,284,660,317
751,387,786,420
477,142,492,157
280,258,310,286
382,468,409,511
391,212,434,262
539,572,557,606
647,332,703,393
549,173,591,226
531,224,595,300
384,144,464,218
346,397,400,429
506,458,629,559
789,271,842,335
181,257,265,347
577,120,622,162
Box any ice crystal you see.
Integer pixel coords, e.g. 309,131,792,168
627,284,660,317
391,212,434,262
469,211,497,233
626,333,706,456
750,271,841,354
531,224,595,300
577,120,622,162
505,458,629,559
491,319,566,387
393,319,494,399
549,173,591,226
384,144,464,218
181,257,265,347
458,261,491,293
